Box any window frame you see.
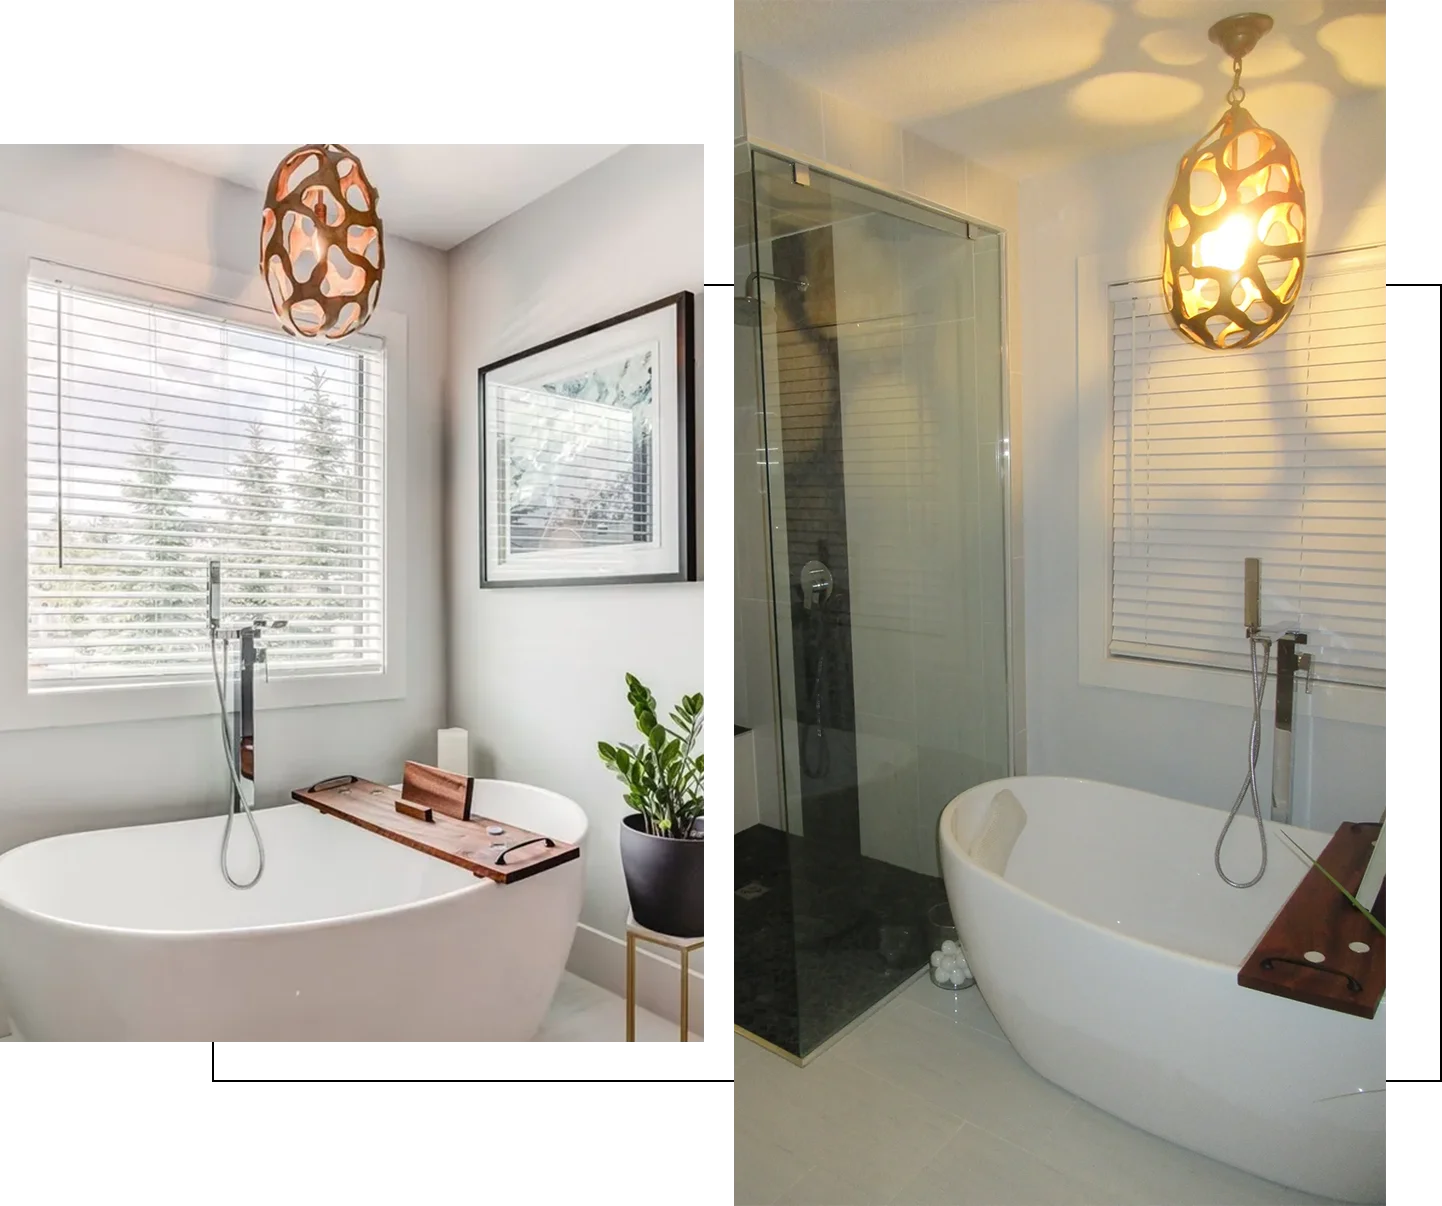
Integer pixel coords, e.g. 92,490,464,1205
0,213,408,732
1076,246,1383,728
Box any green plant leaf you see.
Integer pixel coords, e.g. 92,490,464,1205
1277,830,1386,936
602,672,703,841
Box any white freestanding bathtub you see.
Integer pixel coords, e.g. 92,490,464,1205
939,776,1383,1204
0,780,586,1041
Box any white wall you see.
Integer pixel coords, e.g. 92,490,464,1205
444,146,704,990
0,146,449,859
1018,91,1387,833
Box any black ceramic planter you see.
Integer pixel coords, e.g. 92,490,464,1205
619,813,704,937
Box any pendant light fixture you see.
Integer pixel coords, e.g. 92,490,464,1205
1162,13,1305,350
260,143,384,340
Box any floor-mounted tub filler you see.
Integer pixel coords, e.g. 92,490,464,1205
939,776,1383,1205
0,780,585,1040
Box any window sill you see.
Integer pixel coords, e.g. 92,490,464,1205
0,666,405,733
1078,649,1383,728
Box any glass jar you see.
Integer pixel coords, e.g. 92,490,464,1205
926,901,975,990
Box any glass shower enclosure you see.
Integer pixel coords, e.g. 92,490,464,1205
735,147,1012,1060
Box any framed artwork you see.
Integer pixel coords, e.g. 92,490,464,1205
478,292,696,587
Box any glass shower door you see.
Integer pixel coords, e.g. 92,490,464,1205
735,149,1011,1059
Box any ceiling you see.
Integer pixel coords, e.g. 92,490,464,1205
736,0,1385,178
126,144,625,250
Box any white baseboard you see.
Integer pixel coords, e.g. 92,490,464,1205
567,922,705,1037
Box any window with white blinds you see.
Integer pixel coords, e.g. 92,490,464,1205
26,277,385,688
1108,246,1384,689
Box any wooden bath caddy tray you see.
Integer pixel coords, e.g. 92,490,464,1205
292,762,579,885
1238,821,1385,1019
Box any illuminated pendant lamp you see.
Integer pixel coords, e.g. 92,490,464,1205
261,143,384,340
1163,13,1305,350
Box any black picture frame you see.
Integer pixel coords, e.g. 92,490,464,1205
477,291,696,588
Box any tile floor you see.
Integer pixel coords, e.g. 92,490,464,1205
537,971,702,1041
736,972,1345,1205
0,973,698,1042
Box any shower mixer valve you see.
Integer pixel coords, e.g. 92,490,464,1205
800,560,833,610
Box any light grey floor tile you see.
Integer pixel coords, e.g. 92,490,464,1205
833,995,1078,1151
898,974,1008,1043
776,1163,899,1205
891,1122,1110,1206
533,972,698,1041
1017,1096,1343,1206
738,1040,963,1203
737,989,1354,1206
545,970,615,1018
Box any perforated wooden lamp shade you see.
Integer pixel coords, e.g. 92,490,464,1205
261,144,384,340
1162,104,1306,351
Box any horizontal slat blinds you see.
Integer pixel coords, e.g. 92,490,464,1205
1108,246,1385,688
27,278,385,687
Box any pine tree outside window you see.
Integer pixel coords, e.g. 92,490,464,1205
26,277,385,688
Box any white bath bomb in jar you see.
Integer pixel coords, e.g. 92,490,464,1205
950,967,965,986
941,939,958,955
930,950,942,968
940,954,957,970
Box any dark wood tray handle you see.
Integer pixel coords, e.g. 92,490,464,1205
495,835,556,865
307,774,360,793
1260,955,1363,994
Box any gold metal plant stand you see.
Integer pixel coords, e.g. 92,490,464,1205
625,911,703,1042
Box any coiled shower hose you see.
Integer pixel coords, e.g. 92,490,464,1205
210,633,265,889
1214,634,1272,889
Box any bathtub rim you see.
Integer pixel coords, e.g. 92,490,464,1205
938,775,1333,977
0,778,588,941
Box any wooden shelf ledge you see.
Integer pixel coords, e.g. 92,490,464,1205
1238,821,1385,1019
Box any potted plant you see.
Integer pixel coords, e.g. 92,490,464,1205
597,673,703,937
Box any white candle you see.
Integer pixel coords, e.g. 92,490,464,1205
436,728,469,776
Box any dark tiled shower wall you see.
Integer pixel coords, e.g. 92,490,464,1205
769,228,860,858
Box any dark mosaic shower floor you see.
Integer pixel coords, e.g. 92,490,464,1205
735,814,949,1059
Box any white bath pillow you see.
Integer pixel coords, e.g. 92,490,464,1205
970,788,1028,875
